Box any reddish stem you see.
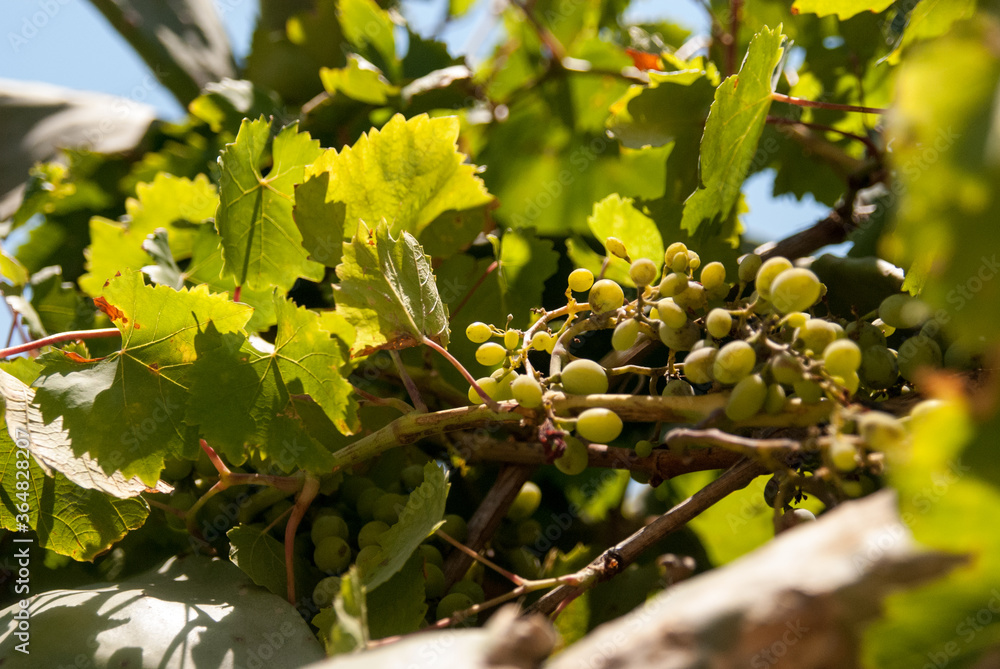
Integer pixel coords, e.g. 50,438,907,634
450,260,498,321
0,327,120,359
233,285,242,303
421,336,501,411
285,474,320,604
199,439,231,476
727,0,742,76
771,93,887,115
766,116,880,157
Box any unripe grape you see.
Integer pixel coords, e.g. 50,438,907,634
589,279,625,314
340,476,375,505
755,257,793,299
670,252,689,273
664,242,688,265
400,464,425,490
576,408,623,443
831,371,860,396
662,378,695,397
561,359,608,395
857,411,907,450
448,580,486,604
507,481,541,521
769,268,822,314
944,340,978,369
823,339,862,376
828,438,858,472
436,592,475,621
612,318,641,351
780,312,809,329
492,369,517,401
476,342,507,366
860,345,898,390
897,335,942,382
439,514,468,543
629,258,658,286
738,254,763,283
682,347,717,384
511,375,544,408
635,439,654,457
503,329,520,350
313,575,342,608
314,536,351,573
419,544,444,569
568,268,595,292
769,352,802,386
700,262,726,290
656,298,687,329
606,236,629,260
373,493,407,525
705,308,733,339
423,563,446,599
311,514,349,545
468,377,499,405
466,322,493,343
673,283,707,311
796,318,837,354
357,486,384,520
878,294,931,330
358,520,390,548
713,340,756,385
793,379,823,404
846,321,887,350
356,545,385,578
555,436,588,475
659,272,688,297
530,331,553,351
764,383,786,414
725,374,767,421
687,251,701,270
658,321,700,351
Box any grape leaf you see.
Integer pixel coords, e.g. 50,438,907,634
306,113,493,248
227,524,310,598
216,117,325,291
791,0,894,20
365,462,449,589
0,248,27,287
334,222,450,356
366,554,427,639
584,194,665,288
320,56,400,105
338,0,399,81
0,417,150,561
33,271,253,486
293,172,346,269
80,173,218,296
886,0,977,64
497,227,560,329
680,26,784,237
317,568,367,654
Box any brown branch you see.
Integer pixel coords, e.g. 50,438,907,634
528,458,767,616
771,93,887,115
767,115,880,159
727,0,743,76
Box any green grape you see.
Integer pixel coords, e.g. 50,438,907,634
355,545,385,578
860,345,898,390
161,457,193,481
713,340,756,385
780,312,809,330
340,476,375,505
166,491,196,530
555,436,589,475
507,481,541,521
656,298,687,329
517,519,543,545
662,378,695,397
768,268,822,314
439,514,468,543
878,294,931,330
828,438,857,472
606,236,629,260
311,514,349,545
831,371,860,396
738,254,763,283
725,374,767,421
373,493,407,525
658,272,688,297
846,321,887,350
796,318,837,354
705,308,733,339
700,262,726,291
842,481,863,498
944,339,979,369
769,352,802,386
898,335,942,382
629,258,658,286
530,331,553,352
755,257,792,298
475,342,507,366
682,347,717,384
436,593,475,621
823,339,862,376
568,268,595,292
313,575,342,608
314,536,352,573
492,369,518,401
873,318,895,337
448,580,486,604
612,318,641,351
857,411,907,450
670,252,689,273
356,486,384,520
561,359,609,395
468,377,499,405
779,508,816,530
673,283,707,311
635,439,654,457
763,475,780,508
419,544,444,569
423,563,446,599
466,322,493,344
357,520,389,548
764,383,786,414
400,464,425,490
658,321,700,351
511,375,544,408
589,279,625,314
793,379,823,404
687,251,701,270
503,329,520,350
576,408,623,443
664,242,688,265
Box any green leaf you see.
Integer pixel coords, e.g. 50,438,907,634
791,0,894,21
317,567,368,654
33,271,253,485
497,228,560,328
80,173,218,296
320,56,400,104
334,222,451,356
680,26,784,237
227,525,290,597
886,0,977,64
0,248,28,286
216,118,325,291
366,462,449,589
306,113,493,248
584,194,665,287
366,553,427,639
338,0,399,81
293,172,346,269
26,267,94,338
0,417,149,561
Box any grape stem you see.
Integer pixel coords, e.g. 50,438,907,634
421,336,502,411
435,528,524,586
350,383,415,414
770,93,888,115
389,350,428,412
449,260,498,321
0,327,120,359
285,473,320,604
